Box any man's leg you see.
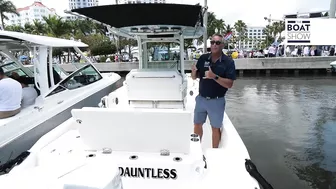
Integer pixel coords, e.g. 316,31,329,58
193,95,207,141
0,108,20,119
207,98,226,148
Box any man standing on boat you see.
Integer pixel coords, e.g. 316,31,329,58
191,34,236,148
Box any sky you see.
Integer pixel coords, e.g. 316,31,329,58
10,0,332,26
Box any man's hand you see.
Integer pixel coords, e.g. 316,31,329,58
191,62,198,72
191,62,198,80
204,66,216,79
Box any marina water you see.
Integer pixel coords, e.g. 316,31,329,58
226,77,336,189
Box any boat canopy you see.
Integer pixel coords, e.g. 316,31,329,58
68,3,205,74
72,4,203,28
69,4,205,39
0,30,88,48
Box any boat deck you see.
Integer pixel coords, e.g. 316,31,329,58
10,76,259,189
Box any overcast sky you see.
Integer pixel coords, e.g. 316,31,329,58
11,0,332,26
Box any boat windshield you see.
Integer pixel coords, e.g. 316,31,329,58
25,64,69,80
45,64,102,97
144,42,182,71
1,62,30,77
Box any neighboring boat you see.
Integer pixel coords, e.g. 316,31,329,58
0,30,122,167
0,4,273,189
330,61,336,72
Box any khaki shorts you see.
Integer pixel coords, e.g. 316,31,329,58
0,108,21,119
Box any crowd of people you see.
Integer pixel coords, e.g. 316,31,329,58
227,45,336,59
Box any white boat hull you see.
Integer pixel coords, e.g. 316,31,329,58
3,73,260,189
0,74,122,167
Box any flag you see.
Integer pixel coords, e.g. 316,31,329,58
223,32,233,40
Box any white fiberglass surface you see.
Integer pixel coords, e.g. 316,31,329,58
8,74,258,189
0,74,119,147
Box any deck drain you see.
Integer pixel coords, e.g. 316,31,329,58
191,137,199,142
129,155,138,160
190,134,198,138
173,157,182,162
189,90,194,96
76,136,80,138
86,154,96,158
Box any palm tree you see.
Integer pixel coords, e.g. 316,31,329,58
272,21,285,39
32,19,46,35
43,15,70,37
0,0,18,30
234,20,247,49
5,24,23,32
224,24,233,34
23,23,34,34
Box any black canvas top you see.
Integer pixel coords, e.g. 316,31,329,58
72,4,203,28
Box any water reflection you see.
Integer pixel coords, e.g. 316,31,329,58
226,78,336,189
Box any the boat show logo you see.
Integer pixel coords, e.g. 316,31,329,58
286,20,311,44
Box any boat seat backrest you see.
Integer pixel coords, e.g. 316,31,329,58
71,108,193,154
125,69,186,101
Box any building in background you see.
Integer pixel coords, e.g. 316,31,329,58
284,10,329,19
243,26,266,49
4,1,56,27
66,0,99,20
68,0,99,10
115,0,166,4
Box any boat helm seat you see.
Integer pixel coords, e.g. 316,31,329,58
71,107,193,154
125,69,187,102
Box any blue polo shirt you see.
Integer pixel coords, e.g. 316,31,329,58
196,53,236,98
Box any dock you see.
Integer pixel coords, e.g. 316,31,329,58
60,56,336,76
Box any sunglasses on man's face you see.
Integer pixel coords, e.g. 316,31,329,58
210,41,222,45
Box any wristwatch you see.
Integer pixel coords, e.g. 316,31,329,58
214,75,219,80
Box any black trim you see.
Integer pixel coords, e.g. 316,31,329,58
147,34,175,38
0,35,21,41
72,4,203,28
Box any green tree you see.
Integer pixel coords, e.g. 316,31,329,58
0,0,18,30
31,19,46,35
91,40,117,56
43,15,71,37
5,24,23,32
234,20,247,48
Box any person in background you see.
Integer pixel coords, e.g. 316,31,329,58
268,45,276,57
303,46,309,56
0,67,22,119
191,34,236,148
17,76,38,108
330,46,335,56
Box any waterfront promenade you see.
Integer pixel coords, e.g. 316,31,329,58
60,56,336,76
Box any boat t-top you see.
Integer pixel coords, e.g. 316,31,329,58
0,3,273,189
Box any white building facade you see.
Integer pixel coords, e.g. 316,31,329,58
66,0,99,20
116,0,166,4
4,1,56,27
69,0,99,10
243,26,266,49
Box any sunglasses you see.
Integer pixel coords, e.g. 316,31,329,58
210,41,222,45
